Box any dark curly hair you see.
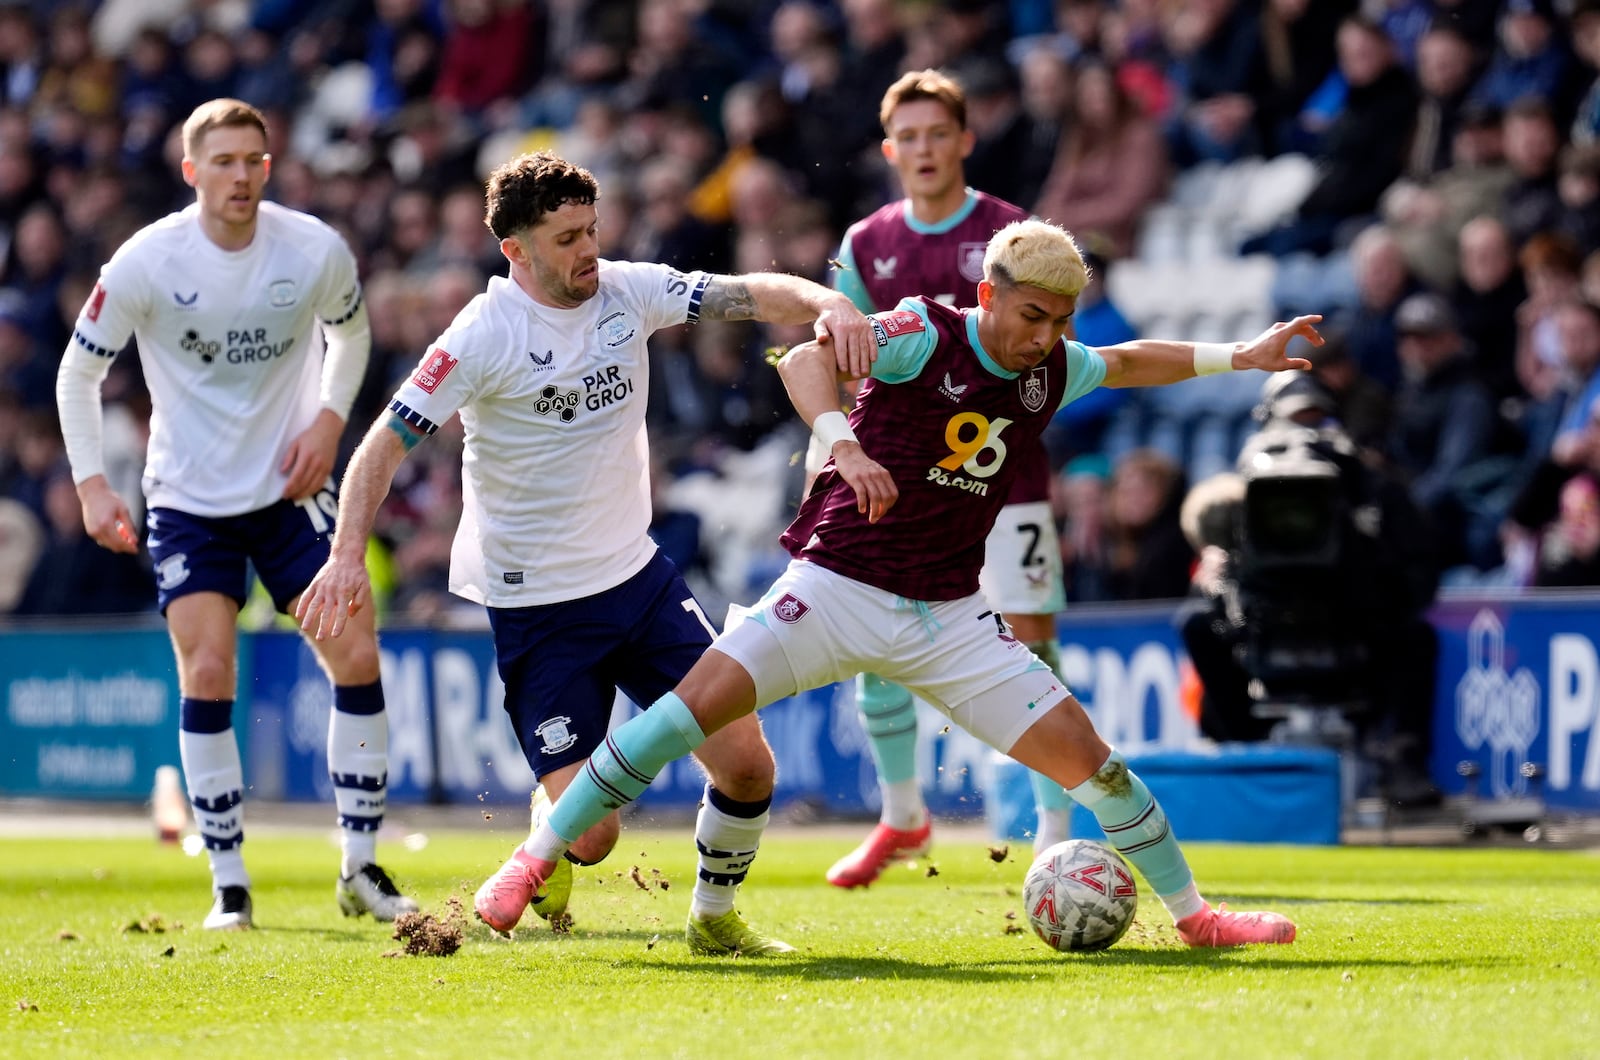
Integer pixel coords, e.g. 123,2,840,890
483,152,599,240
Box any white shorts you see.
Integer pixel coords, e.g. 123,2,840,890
979,500,1065,615
718,560,1071,753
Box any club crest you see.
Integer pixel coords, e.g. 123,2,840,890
1020,367,1047,412
958,242,987,283
771,593,809,623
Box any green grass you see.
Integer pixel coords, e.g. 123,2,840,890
2,828,1597,1059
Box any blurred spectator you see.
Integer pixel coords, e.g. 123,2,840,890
1251,0,1355,158
1032,56,1168,259
1500,96,1563,246
1243,15,1418,257
1573,0,1600,146
1405,23,1482,181
1430,0,1501,52
1385,292,1498,569
1304,327,1392,455
1452,214,1527,403
1055,453,1113,604
1164,0,1260,164
433,0,538,119
1383,101,1513,293
1333,223,1419,393
365,0,443,124
1504,397,1600,586
962,56,1055,210
14,465,155,615
0,495,41,613
630,155,730,274
1468,0,1575,120
1515,231,1584,402
1105,448,1192,601
1556,141,1600,257
1165,0,1263,165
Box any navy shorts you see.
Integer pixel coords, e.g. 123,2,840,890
145,483,338,614
487,550,716,779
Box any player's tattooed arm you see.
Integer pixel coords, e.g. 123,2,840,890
700,277,759,321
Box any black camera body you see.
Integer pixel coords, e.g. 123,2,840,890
1232,424,1372,707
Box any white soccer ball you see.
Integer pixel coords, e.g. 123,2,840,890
1022,839,1138,952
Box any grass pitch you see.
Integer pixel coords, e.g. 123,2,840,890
2,824,1596,1059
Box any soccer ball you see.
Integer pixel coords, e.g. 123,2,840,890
1022,839,1137,952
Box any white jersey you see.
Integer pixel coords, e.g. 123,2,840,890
70,201,363,517
390,259,711,607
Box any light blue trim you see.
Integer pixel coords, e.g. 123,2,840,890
964,311,1014,378
902,189,980,235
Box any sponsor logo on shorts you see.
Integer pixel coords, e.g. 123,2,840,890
535,716,579,755
771,593,809,623
503,571,524,584
413,347,457,393
1020,367,1047,412
156,553,191,591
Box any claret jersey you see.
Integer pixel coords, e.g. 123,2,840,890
781,297,1106,601
69,201,363,517
389,259,711,607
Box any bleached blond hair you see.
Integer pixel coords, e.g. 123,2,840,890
983,219,1089,298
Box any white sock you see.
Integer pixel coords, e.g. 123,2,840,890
879,778,927,831
327,706,388,878
690,786,769,920
179,729,249,890
1032,808,1070,855
1160,881,1208,922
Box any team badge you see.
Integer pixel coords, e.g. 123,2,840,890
84,281,107,322
599,311,635,347
413,347,458,393
1020,367,1047,412
535,716,579,755
771,593,809,623
958,242,987,283
268,279,298,307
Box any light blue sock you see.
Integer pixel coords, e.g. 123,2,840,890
858,673,918,784
1065,750,1195,900
546,693,706,844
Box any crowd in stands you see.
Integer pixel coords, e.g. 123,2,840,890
3,0,1600,624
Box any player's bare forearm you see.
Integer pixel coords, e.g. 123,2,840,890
1097,316,1322,388
702,273,834,324
328,415,415,561
776,340,848,425
705,273,876,376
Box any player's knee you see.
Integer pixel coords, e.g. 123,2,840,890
180,653,235,699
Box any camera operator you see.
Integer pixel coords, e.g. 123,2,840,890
1177,372,1444,806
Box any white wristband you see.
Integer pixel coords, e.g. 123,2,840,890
1193,342,1235,376
812,410,858,451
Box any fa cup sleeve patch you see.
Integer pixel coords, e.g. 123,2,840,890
413,347,458,393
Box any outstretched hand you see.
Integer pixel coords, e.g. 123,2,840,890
831,442,897,523
1237,314,1323,373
